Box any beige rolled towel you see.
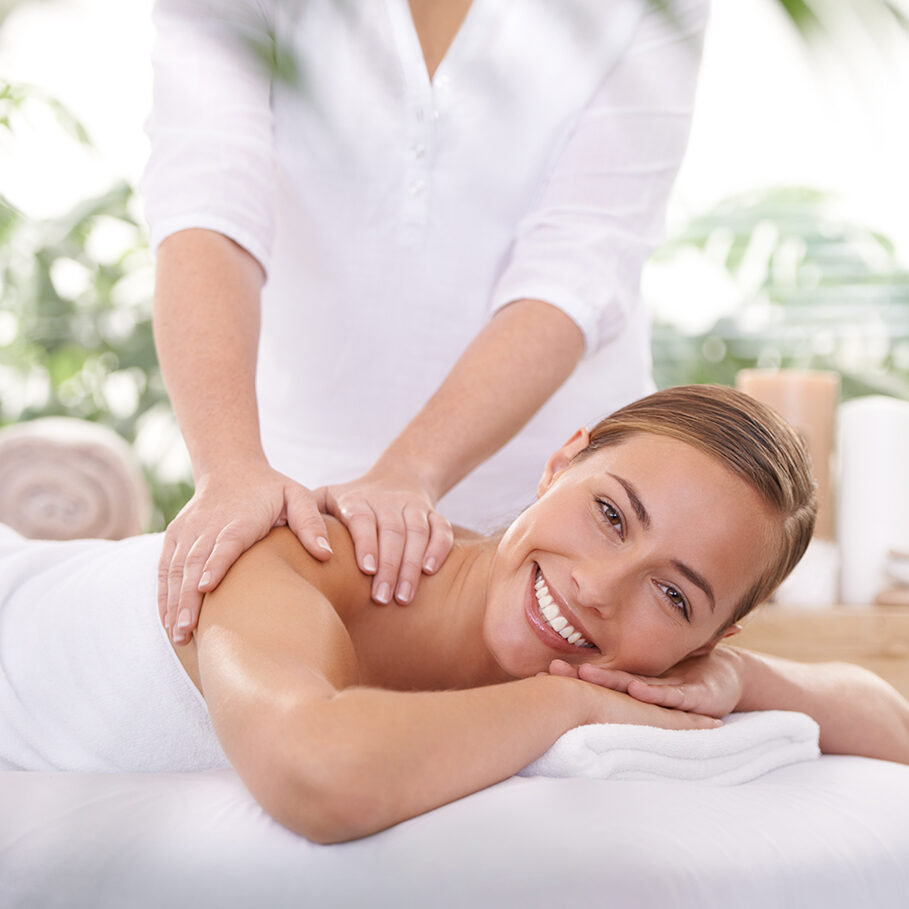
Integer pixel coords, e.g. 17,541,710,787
0,418,151,540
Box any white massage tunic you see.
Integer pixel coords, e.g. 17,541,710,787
143,0,708,529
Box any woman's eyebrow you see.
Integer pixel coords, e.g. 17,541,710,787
606,471,716,613
606,473,650,529
671,559,716,613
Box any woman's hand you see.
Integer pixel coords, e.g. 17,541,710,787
159,463,332,644
548,646,747,720
574,678,723,730
314,467,454,605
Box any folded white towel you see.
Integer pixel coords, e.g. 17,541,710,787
518,710,820,785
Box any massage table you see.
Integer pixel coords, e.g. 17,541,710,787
3,754,909,908
2,419,909,907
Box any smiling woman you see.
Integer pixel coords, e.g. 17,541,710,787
2,384,908,844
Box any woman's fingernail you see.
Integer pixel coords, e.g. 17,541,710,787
317,536,333,554
395,581,412,604
363,554,377,573
375,582,391,604
423,557,436,574
176,608,192,633
198,571,211,590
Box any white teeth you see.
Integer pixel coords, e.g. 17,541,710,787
533,568,593,648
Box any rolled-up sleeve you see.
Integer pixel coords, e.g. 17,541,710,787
141,0,276,272
490,0,710,355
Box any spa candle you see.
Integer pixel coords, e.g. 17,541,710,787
736,369,840,606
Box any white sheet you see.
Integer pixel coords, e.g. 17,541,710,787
2,756,908,908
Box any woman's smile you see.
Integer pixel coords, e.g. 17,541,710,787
525,563,597,652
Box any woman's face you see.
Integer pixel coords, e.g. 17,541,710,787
483,430,778,679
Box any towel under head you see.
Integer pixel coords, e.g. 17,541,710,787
518,710,820,785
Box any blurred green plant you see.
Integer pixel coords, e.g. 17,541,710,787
650,187,909,399
0,79,192,529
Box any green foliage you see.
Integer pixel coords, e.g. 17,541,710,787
0,79,192,529
650,187,909,400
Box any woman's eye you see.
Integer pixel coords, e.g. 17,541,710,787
596,498,624,538
656,581,690,621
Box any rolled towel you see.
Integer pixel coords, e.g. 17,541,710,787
518,711,820,786
0,418,150,540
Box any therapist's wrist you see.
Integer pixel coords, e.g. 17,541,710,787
192,445,271,489
369,448,447,503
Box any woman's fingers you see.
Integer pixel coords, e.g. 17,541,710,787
625,678,689,710
576,664,641,692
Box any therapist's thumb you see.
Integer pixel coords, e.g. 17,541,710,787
285,483,333,561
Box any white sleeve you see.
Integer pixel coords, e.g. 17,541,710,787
141,0,277,272
489,0,710,356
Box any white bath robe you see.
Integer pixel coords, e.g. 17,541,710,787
143,0,709,530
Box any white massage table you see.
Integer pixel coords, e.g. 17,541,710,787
2,755,909,908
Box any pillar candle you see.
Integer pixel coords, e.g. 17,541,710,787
736,369,839,540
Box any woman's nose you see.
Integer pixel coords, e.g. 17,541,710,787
570,559,625,618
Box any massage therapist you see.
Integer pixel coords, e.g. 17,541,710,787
143,0,709,643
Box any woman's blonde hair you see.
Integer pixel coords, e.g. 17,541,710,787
577,384,817,625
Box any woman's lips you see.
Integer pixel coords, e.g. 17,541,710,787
523,562,595,654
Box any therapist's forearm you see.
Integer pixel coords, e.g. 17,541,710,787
153,229,267,480
376,299,585,500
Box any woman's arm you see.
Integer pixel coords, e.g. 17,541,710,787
566,647,909,764
735,650,909,763
195,528,719,843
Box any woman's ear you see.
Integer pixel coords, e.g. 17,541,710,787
537,428,591,498
687,623,742,659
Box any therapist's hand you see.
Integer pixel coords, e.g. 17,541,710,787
159,463,332,644
545,644,746,720
314,467,453,606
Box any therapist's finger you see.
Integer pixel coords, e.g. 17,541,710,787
372,507,406,605
338,501,381,579
421,510,454,575
283,484,333,563
157,533,178,626
165,539,191,640
393,507,431,604
172,534,213,644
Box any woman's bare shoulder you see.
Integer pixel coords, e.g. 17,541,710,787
255,519,371,609
451,523,486,542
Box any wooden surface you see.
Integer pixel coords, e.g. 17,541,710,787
734,605,909,699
